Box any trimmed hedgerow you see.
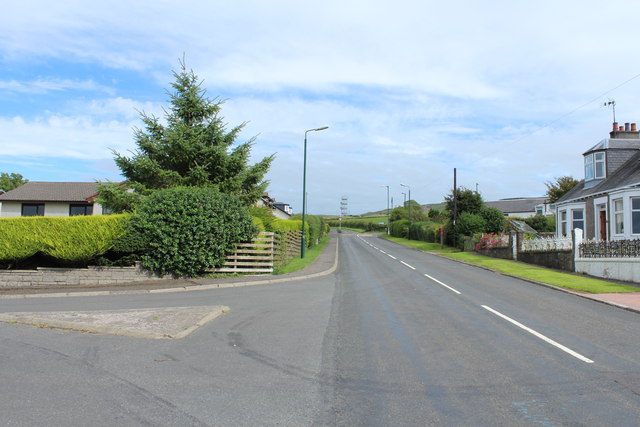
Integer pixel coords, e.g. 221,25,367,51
0,215,129,266
129,187,256,277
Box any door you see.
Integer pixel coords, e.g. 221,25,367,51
599,209,607,240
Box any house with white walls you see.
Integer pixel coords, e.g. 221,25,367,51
554,122,640,240
0,182,107,217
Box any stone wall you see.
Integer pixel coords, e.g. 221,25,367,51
475,247,512,260
517,250,573,271
0,264,172,289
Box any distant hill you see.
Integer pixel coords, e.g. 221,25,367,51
357,202,447,217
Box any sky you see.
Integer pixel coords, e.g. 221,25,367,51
3,1,640,215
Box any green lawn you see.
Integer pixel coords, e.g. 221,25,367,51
381,235,639,294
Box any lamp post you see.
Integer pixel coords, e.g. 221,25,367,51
400,183,411,221
301,126,328,258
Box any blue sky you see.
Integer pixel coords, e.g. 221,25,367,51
3,1,640,215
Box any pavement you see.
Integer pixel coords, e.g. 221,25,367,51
0,231,638,339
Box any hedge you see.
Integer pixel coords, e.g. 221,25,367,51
0,215,129,265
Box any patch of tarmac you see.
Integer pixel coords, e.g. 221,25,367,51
0,305,229,339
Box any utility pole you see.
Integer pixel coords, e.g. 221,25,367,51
453,168,457,247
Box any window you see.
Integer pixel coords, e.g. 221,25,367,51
614,199,624,234
21,203,44,216
632,198,640,234
585,154,594,180
560,210,567,236
572,209,584,232
69,204,93,216
595,152,605,179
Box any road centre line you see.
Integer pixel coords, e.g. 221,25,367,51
400,261,416,270
387,254,397,260
482,305,594,364
423,274,462,295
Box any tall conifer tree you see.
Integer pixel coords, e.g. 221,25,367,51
99,61,273,212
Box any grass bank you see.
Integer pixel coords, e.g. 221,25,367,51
274,236,330,274
381,235,639,294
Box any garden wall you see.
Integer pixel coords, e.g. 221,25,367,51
0,264,171,289
517,250,573,272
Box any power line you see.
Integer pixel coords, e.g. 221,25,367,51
506,71,640,146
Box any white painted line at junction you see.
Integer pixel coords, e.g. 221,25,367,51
423,274,462,295
387,254,397,260
482,305,594,364
400,261,416,270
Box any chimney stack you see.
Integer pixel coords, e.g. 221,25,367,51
610,121,640,138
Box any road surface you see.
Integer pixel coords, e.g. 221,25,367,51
0,231,638,426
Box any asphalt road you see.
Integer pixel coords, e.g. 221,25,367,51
1,231,639,426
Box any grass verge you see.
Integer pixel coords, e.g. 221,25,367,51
274,236,330,274
381,235,639,294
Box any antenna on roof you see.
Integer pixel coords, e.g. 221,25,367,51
604,99,616,122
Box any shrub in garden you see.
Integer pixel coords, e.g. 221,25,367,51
524,214,555,232
455,212,486,242
130,187,256,277
475,233,509,250
480,206,506,234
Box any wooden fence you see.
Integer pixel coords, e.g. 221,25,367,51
214,231,302,274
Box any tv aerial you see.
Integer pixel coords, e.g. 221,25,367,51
603,99,616,122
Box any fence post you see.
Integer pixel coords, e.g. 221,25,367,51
572,228,583,272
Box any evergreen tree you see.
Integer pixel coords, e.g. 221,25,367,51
99,61,274,212
444,187,483,221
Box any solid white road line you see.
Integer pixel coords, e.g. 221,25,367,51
482,305,594,364
400,261,416,270
423,273,462,295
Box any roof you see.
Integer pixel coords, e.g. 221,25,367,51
0,182,99,203
485,197,548,214
583,138,640,154
556,151,640,204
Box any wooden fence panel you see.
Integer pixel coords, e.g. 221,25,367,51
215,232,275,273
214,230,303,274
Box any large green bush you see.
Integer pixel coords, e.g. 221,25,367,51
524,214,555,232
455,212,487,241
391,219,410,238
480,206,506,234
130,187,255,277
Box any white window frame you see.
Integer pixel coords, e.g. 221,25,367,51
613,198,624,235
594,152,605,179
584,153,594,180
559,210,568,237
572,208,584,232
632,197,640,235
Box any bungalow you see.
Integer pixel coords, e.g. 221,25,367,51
0,182,106,217
485,197,552,218
554,122,640,240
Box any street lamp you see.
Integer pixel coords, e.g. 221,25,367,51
400,183,411,222
301,126,329,258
